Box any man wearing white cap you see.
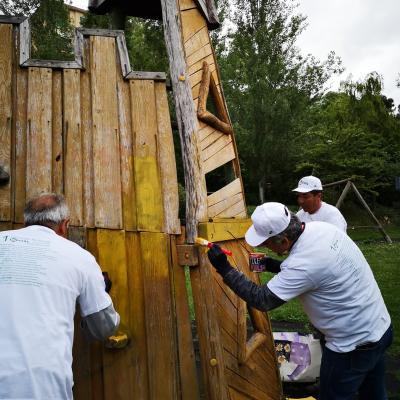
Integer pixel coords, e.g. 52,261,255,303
207,202,392,400
293,176,347,232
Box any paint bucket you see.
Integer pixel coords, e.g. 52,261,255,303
249,252,266,272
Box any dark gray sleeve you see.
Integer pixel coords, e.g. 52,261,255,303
80,303,120,341
223,268,286,312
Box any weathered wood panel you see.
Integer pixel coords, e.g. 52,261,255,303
26,68,52,198
90,36,122,229
0,24,13,221
155,82,181,234
141,232,178,399
117,62,136,231
190,250,229,400
203,142,236,174
130,80,164,232
14,67,28,223
81,38,95,228
52,71,63,195
170,236,200,399
63,69,83,225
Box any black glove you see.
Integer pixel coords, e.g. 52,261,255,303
102,272,112,293
207,244,233,277
262,257,282,273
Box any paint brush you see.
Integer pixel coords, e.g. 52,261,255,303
195,237,233,256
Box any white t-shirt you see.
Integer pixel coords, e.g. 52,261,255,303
296,201,347,232
0,226,113,400
267,222,390,353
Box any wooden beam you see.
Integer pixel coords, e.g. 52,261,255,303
160,0,208,243
198,219,252,242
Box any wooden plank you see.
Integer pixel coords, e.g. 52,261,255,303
52,71,63,195
81,38,95,227
181,8,208,43
203,142,236,174
14,67,28,223
190,251,229,399
90,36,122,229
216,199,246,219
201,134,232,160
141,232,178,399
63,69,83,225
197,123,215,142
125,232,149,399
188,53,215,76
125,71,167,81
0,24,13,221
171,236,200,399
26,68,52,198
22,59,82,69
180,0,197,12
155,82,181,234
187,42,213,70
198,219,252,242
184,26,210,57
116,61,136,231
130,80,164,232
85,229,104,400
208,178,242,207
96,229,134,400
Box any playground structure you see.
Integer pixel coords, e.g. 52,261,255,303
0,1,283,398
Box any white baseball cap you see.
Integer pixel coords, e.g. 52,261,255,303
245,202,291,247
292,176,322,193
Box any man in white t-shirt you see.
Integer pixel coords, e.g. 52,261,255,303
0,194,120,400
207,202,392,400
293,175,347,232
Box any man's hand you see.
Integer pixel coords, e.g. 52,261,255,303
207,244,233,277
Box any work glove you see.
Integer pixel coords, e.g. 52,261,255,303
207,244,233,277
262,257,282,273
102,272,112,293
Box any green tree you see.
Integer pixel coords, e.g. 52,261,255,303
216,0,342,203
295,73,400,204
0,0,74,60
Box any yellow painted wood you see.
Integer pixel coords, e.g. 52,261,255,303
90,36,122,229
14,67,28,223
0,24,13,221
155,82,180,234
80,40,95,228
198,219,252,242
130,80,163,232
141,232,178,399
26,68,53,198
96,229,134,400
125,232,149,399
63,69,83,225
52,71,63,195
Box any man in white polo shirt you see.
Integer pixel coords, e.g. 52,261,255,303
293,175,347,232
0,194,120,400
207,202,392,400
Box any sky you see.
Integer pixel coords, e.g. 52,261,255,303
70,0,400,106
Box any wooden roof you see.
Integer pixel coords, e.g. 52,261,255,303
88,0,220,30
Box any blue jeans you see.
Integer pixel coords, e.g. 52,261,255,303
319,325,393,400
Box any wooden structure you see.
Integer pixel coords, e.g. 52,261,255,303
0,0,283,397
324,178,392,244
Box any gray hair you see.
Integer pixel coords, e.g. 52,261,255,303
24,193,70,227
270,213,303,244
